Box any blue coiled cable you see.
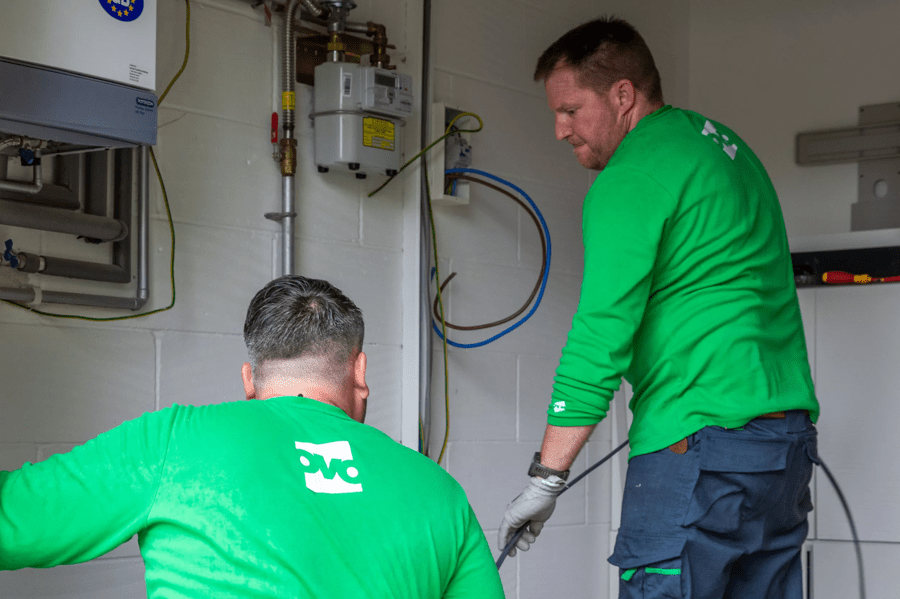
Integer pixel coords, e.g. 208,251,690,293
431,168,551,349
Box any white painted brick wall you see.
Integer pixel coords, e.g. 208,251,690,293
0,0,409,594
8,0,888,597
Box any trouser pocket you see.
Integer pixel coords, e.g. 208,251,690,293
610,534,687,599
683,430,813,534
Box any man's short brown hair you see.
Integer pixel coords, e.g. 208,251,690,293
534,16,663,104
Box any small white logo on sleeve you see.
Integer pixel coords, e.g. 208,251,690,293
295,440,363,494
701,120,738,160
552,401,566,413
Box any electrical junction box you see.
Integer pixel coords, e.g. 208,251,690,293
429,103,474,206
0,0,157,91
312,61,413,178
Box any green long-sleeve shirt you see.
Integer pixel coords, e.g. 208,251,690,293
549,106,819,458
0,396,504,598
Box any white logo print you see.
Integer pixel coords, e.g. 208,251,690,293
295,440,363,494
552,401,566,413
701,120,738,160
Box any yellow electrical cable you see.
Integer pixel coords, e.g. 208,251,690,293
424,164,451,466
0,0,190,321
158,0,191,106
429,114,485,464
368,111,484,463
366,111,486,463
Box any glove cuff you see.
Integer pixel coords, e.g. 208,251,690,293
531,474,566,493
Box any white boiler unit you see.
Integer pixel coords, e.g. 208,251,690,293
0,0,158,149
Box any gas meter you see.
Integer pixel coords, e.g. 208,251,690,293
312,61,413,179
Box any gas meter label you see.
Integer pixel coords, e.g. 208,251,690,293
363,118,395,152
342,74,353,98
99,0,144,22
282,91,296,111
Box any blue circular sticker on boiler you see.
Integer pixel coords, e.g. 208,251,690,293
99,0,144,22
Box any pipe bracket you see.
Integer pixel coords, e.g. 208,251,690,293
264,211,298,222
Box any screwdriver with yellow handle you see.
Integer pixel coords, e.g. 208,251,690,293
822,271,900,284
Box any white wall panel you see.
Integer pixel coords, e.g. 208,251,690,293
360,343,403,441
0,325,155,443
0,559,147,599
515,178,587,278
814,285,900,542
158,331,248,408
586,437,615,527
142,220,275,335
449,441,588,539
429,348,518,443
0,445,37,471
688,0,900,238
432,0,595,99
808,540,900,599
154,109,281,233
518,524,610,599
361,189,404,251
156,0,271,122
518,353,563,443
796,288,816,381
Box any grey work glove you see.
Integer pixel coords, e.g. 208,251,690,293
498,475,566,557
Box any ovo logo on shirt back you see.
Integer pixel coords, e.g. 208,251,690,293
295,440,363,494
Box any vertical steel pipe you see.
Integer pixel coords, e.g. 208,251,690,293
136,145,150,305
279,0,300,276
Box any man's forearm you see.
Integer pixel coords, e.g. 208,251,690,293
538,423,595,473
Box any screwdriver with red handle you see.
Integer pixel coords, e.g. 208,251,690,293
822,271,900,284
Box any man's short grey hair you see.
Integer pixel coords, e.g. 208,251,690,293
243,275,364,376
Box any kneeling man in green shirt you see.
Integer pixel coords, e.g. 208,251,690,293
0,275,504,598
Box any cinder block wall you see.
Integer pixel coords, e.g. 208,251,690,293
9,1,893,598
0,0,411,595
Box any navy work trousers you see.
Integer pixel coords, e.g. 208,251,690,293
609,411,818,598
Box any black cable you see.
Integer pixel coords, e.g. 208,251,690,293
496,439,629,569
496,443,867,599
818,455,866,599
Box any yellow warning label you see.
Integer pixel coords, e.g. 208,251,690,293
282,91,296,110
363,117,395,151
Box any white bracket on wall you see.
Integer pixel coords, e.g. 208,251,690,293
796,101,900,231
428,102,473,207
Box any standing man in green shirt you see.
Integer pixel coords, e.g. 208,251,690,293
1,275,504,599
499,17,819,599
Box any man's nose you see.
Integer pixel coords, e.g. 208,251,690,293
555,116,571,141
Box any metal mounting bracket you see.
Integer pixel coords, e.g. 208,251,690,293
796,102,900,231
264,211,298,222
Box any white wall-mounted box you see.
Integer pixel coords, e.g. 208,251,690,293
0,0,157,91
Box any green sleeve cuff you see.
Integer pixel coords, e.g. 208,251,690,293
546,414,603,427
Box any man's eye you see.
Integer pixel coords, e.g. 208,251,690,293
566,109,577,116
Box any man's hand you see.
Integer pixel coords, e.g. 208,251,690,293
498,475,566,557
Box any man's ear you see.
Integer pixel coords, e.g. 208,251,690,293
612,78,636,115
351,351,369,423
241,362,257,400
